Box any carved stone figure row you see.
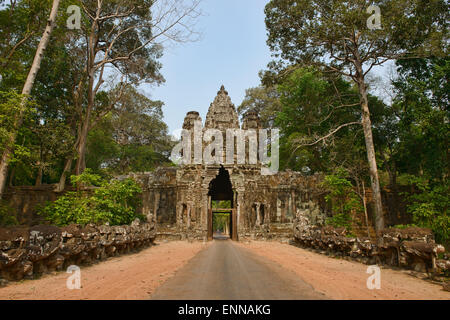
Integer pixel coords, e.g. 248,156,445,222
0,219,156,282
294,209,448,276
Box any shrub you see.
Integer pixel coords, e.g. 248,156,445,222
393,224,418,229
0,201,18,226
404,176,449,244
326,213,352,230
39,171,143,226
322,168,363,233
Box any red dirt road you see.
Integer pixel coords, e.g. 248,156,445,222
151,240,327,300
237,241,450,300
0,240,448,300
0,241,209,300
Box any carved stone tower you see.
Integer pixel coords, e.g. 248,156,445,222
204,85,240,132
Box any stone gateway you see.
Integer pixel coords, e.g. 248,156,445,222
129,86,325,241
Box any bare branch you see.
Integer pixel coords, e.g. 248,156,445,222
1,31,35,68
290,121,361,156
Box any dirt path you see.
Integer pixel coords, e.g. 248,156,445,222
0,241,209,300
237,241,450,300
151,239,327,300
1,240,448,300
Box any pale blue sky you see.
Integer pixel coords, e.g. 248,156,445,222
1,0,392,135
142,0,272,135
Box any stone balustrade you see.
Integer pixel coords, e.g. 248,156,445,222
294,213,448,276
0,219,156,282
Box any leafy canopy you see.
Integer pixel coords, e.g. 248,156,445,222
322,168,363,233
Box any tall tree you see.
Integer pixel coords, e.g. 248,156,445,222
86,84,173,175
238,86,281,128
275,68,362,173
264,0,448,234
392,57,449,181
60,0,200,180
0,0,60,197
0,0,48,80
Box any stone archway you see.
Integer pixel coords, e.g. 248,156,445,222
207,166,238,241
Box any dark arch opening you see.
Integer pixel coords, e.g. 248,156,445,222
207,166,236,240
208,166,233,201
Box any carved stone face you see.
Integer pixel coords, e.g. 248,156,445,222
204,85,240,132
182,111,202,130
242,111,262,130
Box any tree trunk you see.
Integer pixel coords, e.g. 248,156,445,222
35,167,43,186
74,78,94,176
361,180,371,239
35,148,43,186
75,131,88,175
55,157,73,193
357,74,385,237
0,151,11,197
75,16,98,176
388,162,397,191
0,0,60,198
8,167,15,187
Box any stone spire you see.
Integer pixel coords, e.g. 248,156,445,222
241,110,262,130
182,111,202,130
204,85,240,132
218,85,227,95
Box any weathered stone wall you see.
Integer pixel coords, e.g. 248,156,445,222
130,168,180,239
294,209,449,276
130,165,327,241
2,185,62,225
0,219,156,282
2,182,413,238
366,187,413,227
237,170,326,241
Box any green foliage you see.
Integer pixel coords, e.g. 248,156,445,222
0,1,174,187
393,224,418,229
326,213,352,231
86,178,144,226
86,84,173,176
212,201,232,233
323,169,363,215
213,213,230,233
392,58,449,182
0,90,42,185
0,0,51,89
237,86,281,128
322,168,363,232
0,201,18,226
0,90,35,152
404,175,449,244
265,66,386,177
70,168,104,188
263,0,448,215
273,67,363,173
0,91,21,147
39,171,143,226
265,0,447,67
212,200,231,209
